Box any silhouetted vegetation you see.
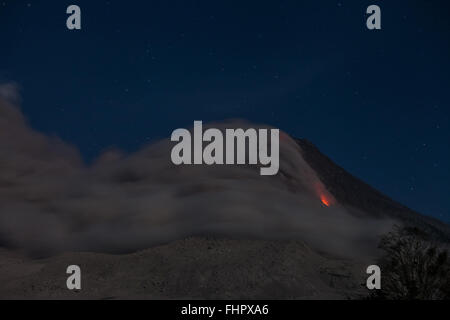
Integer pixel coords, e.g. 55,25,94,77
370,225,449,300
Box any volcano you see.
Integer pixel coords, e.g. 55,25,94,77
0,97,449,299
0,134,448,299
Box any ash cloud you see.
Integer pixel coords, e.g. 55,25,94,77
0,91,393,258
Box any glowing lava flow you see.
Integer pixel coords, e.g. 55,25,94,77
311,174,335,207
320,194,331,207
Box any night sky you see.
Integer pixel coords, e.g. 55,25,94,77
1,0,449,222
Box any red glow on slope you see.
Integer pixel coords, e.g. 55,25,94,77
320,194,330,207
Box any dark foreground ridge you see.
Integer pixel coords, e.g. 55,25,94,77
295,138,450,242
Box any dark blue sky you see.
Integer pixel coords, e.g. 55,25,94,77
1,0,449,221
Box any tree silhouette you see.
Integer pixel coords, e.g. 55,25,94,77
371,225,449,300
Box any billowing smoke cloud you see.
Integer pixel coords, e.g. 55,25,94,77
0,89,393,258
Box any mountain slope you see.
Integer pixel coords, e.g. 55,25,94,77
0,137,448,299
295,138,450,242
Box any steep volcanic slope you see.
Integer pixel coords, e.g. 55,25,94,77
295,138,450,242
